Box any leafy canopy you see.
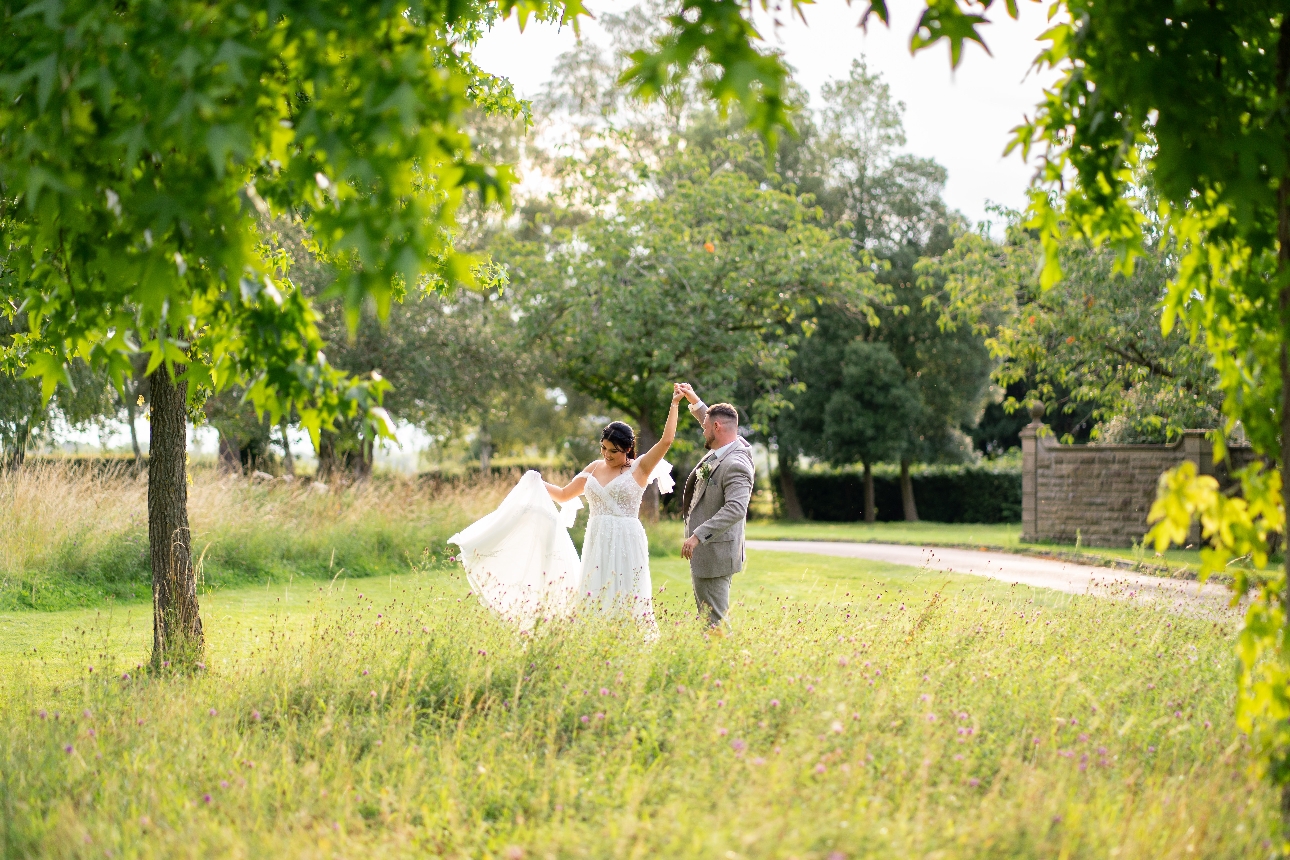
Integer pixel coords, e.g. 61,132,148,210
922,214,1221,444
505,146,881,439
0,0,566,439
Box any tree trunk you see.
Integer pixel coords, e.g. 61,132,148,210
216,433,241,474
147,365,203,668
124,387,143,471
1277,10,1290,830
899,457,919,522
6,416,30,470
479,422,492,473
864,461,876,523
775,441,805,520
316,430,338,482
637,411,660,522
354,436,374,480
279,418,295,476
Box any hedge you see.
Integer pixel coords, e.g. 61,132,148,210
782,464,1022,524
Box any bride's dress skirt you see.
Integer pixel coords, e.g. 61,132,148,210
449,462,670,630
448,471,581,626
579,513,654,625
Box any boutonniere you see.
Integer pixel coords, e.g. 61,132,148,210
699,462,713,482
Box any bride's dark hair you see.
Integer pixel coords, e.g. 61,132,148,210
601,421,636,460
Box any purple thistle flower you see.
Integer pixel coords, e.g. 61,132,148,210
731,738,746,752
203,793,212,803
769,699,780,707
209,708,217,716
580,715,590,724
814,763,826,774
64,744,73,754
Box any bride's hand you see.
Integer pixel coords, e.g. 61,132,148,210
671,384,685,405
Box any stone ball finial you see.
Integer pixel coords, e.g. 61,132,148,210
1029,401,1046,422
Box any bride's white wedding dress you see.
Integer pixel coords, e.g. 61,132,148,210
449,459,672,629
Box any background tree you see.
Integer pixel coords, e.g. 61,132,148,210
0,0,536,666
922,213,1222,444
764,57,988,520
505,147,877,518
0,315,124,468
780,319,920,521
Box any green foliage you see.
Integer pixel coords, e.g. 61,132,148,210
0,0,545,439
923,214,1222,444
505,149,877,439
979,0,1290,805
0,562,1273,855
783,314,921,467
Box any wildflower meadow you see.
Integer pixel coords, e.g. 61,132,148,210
0,471,1275,857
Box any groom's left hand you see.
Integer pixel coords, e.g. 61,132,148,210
681,535,700,559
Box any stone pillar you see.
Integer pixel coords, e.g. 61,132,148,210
1020,402,1046,543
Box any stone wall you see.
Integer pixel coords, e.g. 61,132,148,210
1020,413,1257,548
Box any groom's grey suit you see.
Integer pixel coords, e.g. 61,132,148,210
682,401,755,626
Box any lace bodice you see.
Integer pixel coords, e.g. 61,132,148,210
585,469,646,519
558,459,674,525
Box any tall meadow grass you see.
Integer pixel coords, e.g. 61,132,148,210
0,571,1274,858
0,462,518,610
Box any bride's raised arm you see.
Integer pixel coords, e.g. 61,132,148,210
545,467,592,504
634,386,684,485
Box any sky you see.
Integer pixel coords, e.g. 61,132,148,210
471,1,1062,229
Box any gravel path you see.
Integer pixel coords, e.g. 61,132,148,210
747,540,1234,612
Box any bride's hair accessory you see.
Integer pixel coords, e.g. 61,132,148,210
602,421,637,459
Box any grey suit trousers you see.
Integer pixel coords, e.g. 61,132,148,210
692,572,732,627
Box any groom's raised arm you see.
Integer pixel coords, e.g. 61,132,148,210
679,383,707,424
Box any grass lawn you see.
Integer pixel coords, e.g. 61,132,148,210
0,549,1273,857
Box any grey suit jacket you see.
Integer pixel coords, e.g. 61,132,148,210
682,402,755,579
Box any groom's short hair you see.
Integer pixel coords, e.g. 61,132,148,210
708,403,739,427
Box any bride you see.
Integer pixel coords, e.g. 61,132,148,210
449,385,683,629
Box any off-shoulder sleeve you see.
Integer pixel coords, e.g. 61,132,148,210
636,458,675,494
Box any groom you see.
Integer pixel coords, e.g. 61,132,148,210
676,384,755,628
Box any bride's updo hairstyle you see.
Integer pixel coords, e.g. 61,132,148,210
601,422,637,460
